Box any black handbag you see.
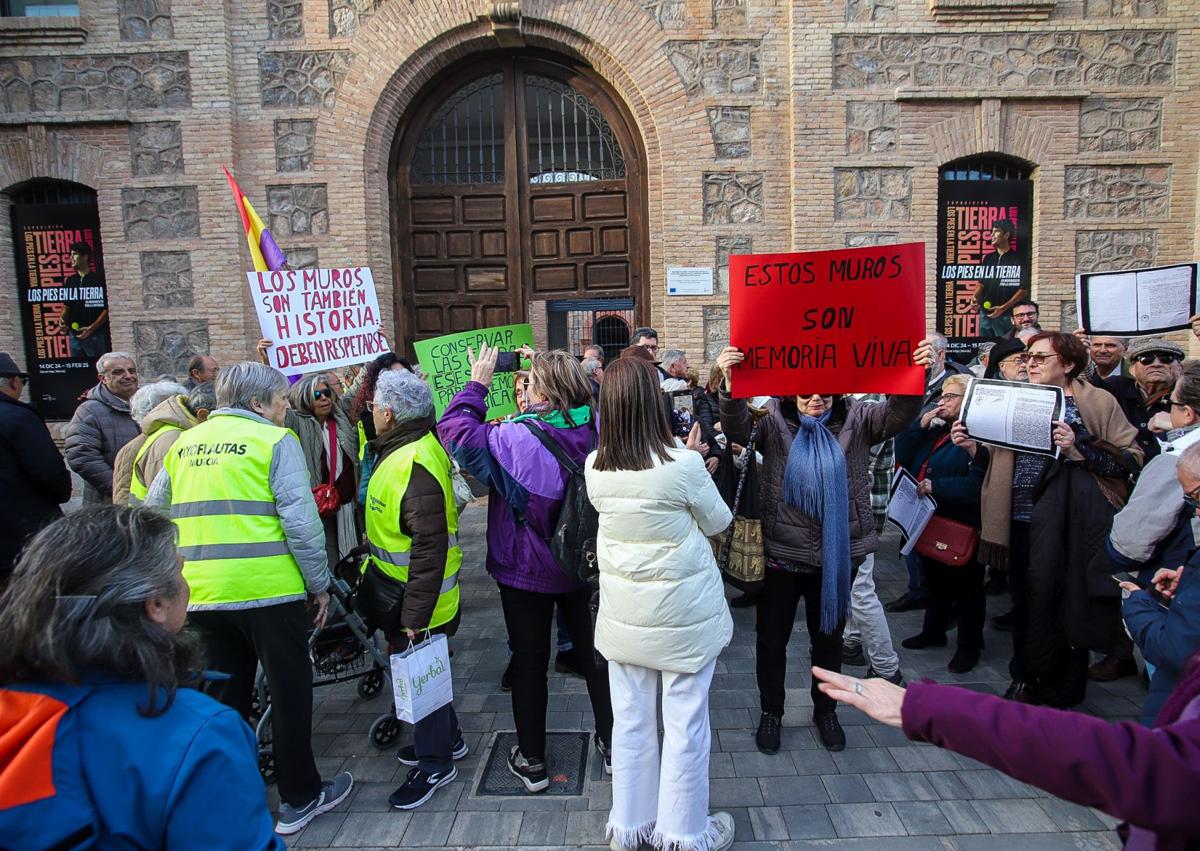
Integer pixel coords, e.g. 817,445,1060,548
355,560,406,637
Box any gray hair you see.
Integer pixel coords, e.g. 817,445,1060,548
660,349,686,370
129,380,187,424
288,372,335,417
977,342,996,360
97,351,136,374
0,506,197,717
928,333,948,353
583,345,603,360
214,361,288,411
186,381,217,414
1179,440,1200,478
581,357,602,377
375,369,433,423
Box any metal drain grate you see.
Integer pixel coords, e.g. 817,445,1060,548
475,731,590,796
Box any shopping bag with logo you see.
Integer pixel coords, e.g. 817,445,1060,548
390,633,453,724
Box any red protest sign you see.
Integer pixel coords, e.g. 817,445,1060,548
728,242,926,397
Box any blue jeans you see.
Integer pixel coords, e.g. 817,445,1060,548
414,702,459,773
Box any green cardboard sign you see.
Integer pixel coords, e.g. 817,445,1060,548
414,323,535,420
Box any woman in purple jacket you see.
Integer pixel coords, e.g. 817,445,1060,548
812,658,1200,848
438,344,613,794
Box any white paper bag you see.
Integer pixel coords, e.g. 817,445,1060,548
390,634,453,724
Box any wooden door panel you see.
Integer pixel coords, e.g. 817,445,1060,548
396,58,646,352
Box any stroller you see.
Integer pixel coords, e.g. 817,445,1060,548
252,546,402,783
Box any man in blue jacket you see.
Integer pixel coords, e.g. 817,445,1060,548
0,352,71,581
1123,441,1200,725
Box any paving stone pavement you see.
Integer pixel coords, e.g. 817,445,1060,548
278,498,1142,850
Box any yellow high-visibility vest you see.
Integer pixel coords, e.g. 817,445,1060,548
164,414,306,609
364,431,462,629
128,424,181,504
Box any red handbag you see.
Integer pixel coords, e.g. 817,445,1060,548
913,432,979,566
915,516,979,566
312,419,342,518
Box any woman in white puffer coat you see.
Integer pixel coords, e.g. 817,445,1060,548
585,356,735,851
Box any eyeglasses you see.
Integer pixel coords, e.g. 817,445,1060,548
365,400,380,412
313,388,333,400
1018,353,1059,366
1183,484,1200,513
1013,312,1038,320
1168,398,1193,411
1134,352,1181,366
938,392,964,401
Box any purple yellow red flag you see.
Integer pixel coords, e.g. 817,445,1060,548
222,166,287,272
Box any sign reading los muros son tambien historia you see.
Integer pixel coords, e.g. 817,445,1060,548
13,202,112,420
249,267,387,376
728,243,926,397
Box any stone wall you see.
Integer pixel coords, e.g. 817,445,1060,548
0,51,191,113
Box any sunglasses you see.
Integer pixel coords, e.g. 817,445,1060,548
313,388,334,400
1134,352,1181,366
1018,353,1059,366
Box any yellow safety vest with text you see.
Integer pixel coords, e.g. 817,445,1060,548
364,431,462,630
128,424,181,505
164,414,306,609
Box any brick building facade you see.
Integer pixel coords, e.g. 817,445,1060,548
1,0,1197,418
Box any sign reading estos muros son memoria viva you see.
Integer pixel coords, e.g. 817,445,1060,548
728,243,926,397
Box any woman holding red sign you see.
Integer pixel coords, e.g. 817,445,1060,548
715,337,935,754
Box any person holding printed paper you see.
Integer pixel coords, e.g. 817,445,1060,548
715,337,935,754
968,332,1142,708
355,369,465,810
894,374,987,673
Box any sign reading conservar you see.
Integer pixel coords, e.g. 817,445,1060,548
728,243,926,397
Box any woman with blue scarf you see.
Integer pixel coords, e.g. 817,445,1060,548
716,338,935,753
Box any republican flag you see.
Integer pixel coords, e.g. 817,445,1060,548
223,166,287,272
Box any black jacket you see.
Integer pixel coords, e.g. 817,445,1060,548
0,393,71,575
1092,374,1168,462
1027,459,1124,706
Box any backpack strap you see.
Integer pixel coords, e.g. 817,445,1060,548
521,419,588,475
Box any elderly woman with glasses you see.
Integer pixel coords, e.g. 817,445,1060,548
716,338,936,755
287,373,360,570
966,332,1143,707
894,374,986,673
0,506,284,849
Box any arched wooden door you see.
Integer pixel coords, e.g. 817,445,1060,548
391,55,646,350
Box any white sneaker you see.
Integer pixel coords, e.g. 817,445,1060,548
711,810,736,851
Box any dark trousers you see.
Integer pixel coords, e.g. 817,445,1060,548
190,600,322,808
414,703,459,773
1008,521,1031,682
904,550,927,600
920,557,985,653
756,567,847,718
497,583,613,761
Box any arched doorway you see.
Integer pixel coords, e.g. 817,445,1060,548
390,53,647,352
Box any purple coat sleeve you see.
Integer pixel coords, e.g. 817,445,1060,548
436,381,515,501
901,681,1200,836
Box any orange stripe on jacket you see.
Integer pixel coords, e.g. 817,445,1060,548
0,690,68,809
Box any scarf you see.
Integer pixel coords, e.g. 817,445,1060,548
513,403,592,429
781,409,850,633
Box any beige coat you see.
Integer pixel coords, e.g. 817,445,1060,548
112,396,200,505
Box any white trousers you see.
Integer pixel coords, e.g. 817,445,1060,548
607,658,721,851
842,553,901,678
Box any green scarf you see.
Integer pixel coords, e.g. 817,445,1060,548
511,404,592,429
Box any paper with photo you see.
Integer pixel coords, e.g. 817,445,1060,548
960,378,1064,457
887,468,937,556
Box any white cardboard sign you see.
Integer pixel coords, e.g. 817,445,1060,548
249,267,387,376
